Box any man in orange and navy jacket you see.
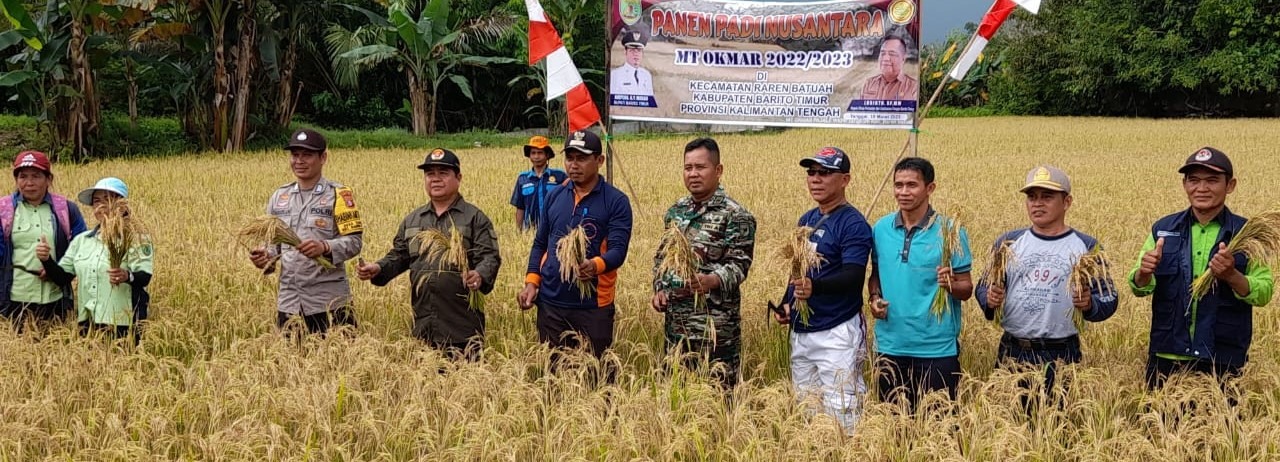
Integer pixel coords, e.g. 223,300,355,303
517,129,633,359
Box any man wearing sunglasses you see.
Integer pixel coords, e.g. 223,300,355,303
773,146,873,435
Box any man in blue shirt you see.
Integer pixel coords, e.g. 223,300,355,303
868,157,973,410
518,130,633,367
511,136,567,231
773,147,872,435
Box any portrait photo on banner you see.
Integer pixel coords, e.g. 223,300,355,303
607,0,921,130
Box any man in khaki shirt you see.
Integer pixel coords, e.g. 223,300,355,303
859,35,919,101
249,128,364,335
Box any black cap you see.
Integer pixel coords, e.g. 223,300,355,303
284,128,326,151
417,148,461,172
620,26,649,49
1178,146,1233,177
563,130,602,155
799,147,851,173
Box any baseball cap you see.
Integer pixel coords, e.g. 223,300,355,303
799,147,851,174
417,148,461,172
1178,146,1233,177
12,150,52,175
563,130,603,155
77,177,129,206
1019,165,1072,194
284,128,327,152
621,26,649,49
524,136,556,158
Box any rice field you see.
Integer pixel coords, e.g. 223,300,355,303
2,116,1280,460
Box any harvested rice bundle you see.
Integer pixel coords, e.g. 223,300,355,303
237,215,334,270
982,240,1016,325
414,226,483,310
555,226,594,298
656,223,705,310
1069,245,1114,332
780,226,824,326
96,199,150,269
929,212,964,321
1190,210,1280,300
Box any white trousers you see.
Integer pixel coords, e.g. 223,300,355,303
790,315,867,434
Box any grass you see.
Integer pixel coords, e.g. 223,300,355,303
2,116,1280,459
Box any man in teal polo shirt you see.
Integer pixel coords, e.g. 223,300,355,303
868,157,973,409
1129,147,1272,389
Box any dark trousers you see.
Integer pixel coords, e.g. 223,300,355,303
79,321,141,345
1145,355,1242,390
537,304,616,385
997,333,1081,414
428,340,483,363
3,301,66,333
876,354,962,410
665,337,741,390
536,304,615,358
276,306,357,337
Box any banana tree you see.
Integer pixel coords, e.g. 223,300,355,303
328,0,515,135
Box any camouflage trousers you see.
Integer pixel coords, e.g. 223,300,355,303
664,335,741,390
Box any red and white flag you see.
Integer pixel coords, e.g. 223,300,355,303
947,0,1039,80
525,0,600,132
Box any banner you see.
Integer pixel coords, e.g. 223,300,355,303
609,0,922,129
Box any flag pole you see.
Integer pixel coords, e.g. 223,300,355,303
603,14,615,183
863,33,978,215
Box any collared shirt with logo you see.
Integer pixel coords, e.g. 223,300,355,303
265,177,363,316
510,167,567,229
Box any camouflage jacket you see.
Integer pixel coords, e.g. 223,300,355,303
652,186,756,346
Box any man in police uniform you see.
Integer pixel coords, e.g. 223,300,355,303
357,148,501,361
610,26,654,97
511,136,567,231
249,128,364,335
651,137,756,390
859,34,919,101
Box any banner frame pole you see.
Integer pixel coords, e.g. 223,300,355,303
603,7,615,182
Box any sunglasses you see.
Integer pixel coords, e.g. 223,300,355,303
806,169,839,177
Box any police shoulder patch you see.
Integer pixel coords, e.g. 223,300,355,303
334,186,364,235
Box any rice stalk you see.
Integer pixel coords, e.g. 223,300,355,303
982,240,1016,325
656,223,705,310
1069,245,1114,332
555,226,594,299
96,198,151,269
930,212,963,321
413,225,483,310
237,215,334,270
780,226,824,326
1190,210,1280,300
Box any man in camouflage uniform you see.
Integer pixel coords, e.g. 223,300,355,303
651,137,756,390
250,128,364,335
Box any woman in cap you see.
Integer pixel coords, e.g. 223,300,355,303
38,177,152,343
0,150,87,332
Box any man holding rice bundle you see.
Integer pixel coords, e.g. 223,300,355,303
518,130,633,362
868,157,973,409
1129,147,1273,389
248,128,364,335
356,148,500,361
772,146,873,434
651,137,756,390
975,166,1118,398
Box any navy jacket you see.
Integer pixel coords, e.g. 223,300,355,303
1147,207,1256,367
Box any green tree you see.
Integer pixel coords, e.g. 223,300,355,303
325,0,515,135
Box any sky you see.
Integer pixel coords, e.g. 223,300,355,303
922,0,992,44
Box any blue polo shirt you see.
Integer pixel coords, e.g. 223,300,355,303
871,209,973,358
525,177,633,310
510,168,567,229
781,204,873,333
